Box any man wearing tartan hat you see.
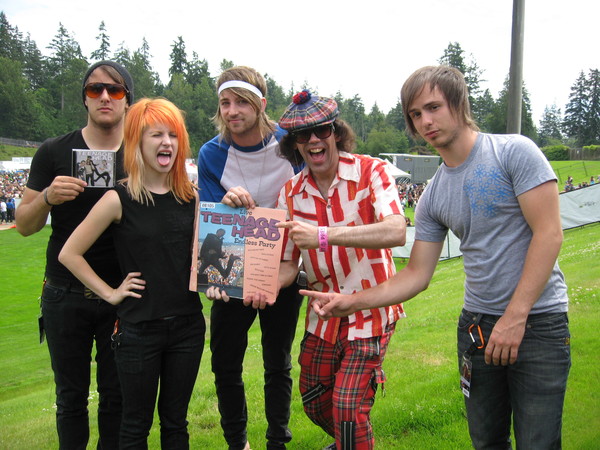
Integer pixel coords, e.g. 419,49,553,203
270,90,407,449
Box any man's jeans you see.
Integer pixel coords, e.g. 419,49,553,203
114,314,205,449
458,309,571,450
42,283,122,450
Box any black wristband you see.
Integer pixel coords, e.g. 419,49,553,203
43,188,57,207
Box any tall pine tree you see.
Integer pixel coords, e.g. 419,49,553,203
563,71,589,147
584,69,600,145
90,21,111,61
538,104,563,147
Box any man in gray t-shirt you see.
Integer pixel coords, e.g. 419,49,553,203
415,132,568,316
305,66,570,449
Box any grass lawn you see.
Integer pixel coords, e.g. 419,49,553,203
0,143,38,160
1,222,598,449
551,160,600,186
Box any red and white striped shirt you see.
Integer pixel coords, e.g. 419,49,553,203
278,152,405,344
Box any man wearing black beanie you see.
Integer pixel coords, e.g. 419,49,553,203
16,60,134,449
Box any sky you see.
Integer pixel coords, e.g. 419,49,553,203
2,0,598,123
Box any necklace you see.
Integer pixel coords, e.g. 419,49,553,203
232,145,269,207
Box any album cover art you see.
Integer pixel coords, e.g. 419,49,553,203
72,149,116,188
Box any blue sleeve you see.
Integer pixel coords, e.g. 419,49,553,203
197,136,228,202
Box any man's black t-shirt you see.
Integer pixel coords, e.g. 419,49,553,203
26,129,125,286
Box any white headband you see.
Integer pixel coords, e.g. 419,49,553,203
218,80,264,99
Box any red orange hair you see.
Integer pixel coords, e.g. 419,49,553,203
123,97,195,204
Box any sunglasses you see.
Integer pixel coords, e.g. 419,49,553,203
84,83,128,100
293,123,335,144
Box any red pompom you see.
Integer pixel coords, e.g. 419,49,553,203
293,90,311,105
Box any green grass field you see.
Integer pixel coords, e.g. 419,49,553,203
0,222,598,449
0,144,38,160
551,160,600,187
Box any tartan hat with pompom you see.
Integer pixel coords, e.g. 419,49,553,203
278,90,338,132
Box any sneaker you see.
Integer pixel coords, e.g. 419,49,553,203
323,444,336,450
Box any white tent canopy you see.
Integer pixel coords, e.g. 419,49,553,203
0,160,30,171
384,161,411,182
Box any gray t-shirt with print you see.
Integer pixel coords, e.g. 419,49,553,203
415,133,568,315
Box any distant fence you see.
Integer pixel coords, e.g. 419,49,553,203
0,137,42,148
569,148,600,161
394,183,599,260
554,161,598,185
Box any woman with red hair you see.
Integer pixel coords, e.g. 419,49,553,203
60,97,204,448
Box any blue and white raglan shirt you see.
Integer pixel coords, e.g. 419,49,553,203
198,125,300,208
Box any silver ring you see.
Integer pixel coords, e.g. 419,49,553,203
229,193,235,199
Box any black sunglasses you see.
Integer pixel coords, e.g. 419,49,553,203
293,123,335,144
84,83,128,100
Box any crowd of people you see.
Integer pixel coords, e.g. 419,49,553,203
11,60,572,450
0,169,28,224
0,169,29,199
563,174,599,192
397,181,425,207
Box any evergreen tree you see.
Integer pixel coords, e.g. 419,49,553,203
129,39,162,99
439,42,484,99
366,103,385,134
0,12,24,61
90,21,110,61
113,41,132,67
471,88,495,131
385,101,405,133
264,74,288,122
186,52,210,88
163,72,215,156
219,59,234,73
538,104,563,147
364,126,409,157
482,77,537,142
563,71,589,146
0,58,36,138
191,75,219,151
169,36,187,78
47,23,84,76
22,33,46,90
337,94,366,142
584,69,600,144
46,23,88,130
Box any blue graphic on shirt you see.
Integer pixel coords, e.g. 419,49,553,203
464,164,512,218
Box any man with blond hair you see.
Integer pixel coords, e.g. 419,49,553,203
198,66,304,450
